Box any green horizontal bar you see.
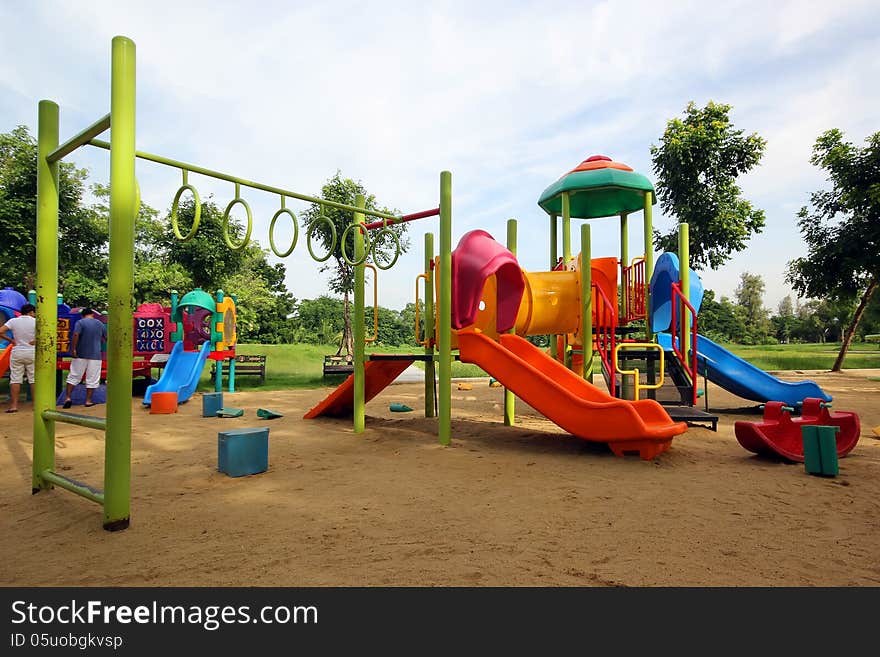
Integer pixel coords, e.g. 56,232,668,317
42,409,107,431
88,139,399,221
41,470,104,505
47,113,111,163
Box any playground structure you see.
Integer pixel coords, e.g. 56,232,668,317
30,36,840,532
142,288,238,406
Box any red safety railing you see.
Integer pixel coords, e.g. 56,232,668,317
592,281,617,395
622,257,646,324
670,282,699,405
363,207,440,231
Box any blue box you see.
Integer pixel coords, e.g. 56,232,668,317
218,428,269,477
202,392,223,417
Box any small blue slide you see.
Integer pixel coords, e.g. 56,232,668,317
143,341,211,406
657,332,831,406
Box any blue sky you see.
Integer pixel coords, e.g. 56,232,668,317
1,0,878,312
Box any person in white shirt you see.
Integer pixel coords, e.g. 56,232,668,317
0,303,36,413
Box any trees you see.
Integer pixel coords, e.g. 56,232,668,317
0,125,297,344
300,171,408,356
771,296,796,343
786,129,880,371
696,289,745,342
733,272,770,343
148,198,296,343
0,126,109,299
650,102,767,270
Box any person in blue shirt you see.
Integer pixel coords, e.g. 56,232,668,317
62,308,107,408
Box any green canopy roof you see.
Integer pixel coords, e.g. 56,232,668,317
537,164,656,219
173,288,215,322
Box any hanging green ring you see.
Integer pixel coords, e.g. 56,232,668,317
306,215,337,262
340,223,372,266
222,197,253,251
269,207,298,257
171,184,202,241
372,226,401,270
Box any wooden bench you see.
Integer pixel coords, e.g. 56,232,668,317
211,354,267,384
323,354,354,376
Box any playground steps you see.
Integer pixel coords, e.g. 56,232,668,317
600,345,718,431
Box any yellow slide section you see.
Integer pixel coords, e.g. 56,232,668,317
457,329,686,459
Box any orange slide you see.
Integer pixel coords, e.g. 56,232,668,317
0,344,11,378
304,359,414,419
457,330,686,459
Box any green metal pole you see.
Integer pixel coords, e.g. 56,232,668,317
103,35,136,531
215,358,223,392
33,100,60,494
504,218,517,426
678,222,690,360
42,410,107,431
353,194,366,433
549,213,558,360
88,139,399,223
581,224,593,380
561,192,572,265
438,171,452,446
562,194,572,369
424,232,436,418
643,192,654,342
620,212,628,320
40,470,104,505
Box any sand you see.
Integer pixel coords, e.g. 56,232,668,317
1,368,879,587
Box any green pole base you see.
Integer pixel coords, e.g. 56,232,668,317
103,517,131,532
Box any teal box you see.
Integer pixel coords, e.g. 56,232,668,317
802,425,839,477
203,392,223,417
218,428,269,477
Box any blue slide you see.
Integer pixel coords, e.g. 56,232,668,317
657,332,831,406
143,341,211,406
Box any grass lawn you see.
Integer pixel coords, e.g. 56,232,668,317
721,342,880,371
219,341,880,391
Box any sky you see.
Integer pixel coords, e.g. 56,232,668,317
1,0,878,313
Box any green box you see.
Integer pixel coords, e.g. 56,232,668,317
802,425,839,477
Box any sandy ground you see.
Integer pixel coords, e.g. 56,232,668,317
1,368,879,587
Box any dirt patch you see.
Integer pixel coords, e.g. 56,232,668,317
1,369,879,586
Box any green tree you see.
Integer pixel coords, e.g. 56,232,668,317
650,102,767,270
0,125,109,296
786,129,880,371
154,198,249,292
300,171,408,356
291,296,345,344
771,295,796,343
733,272,770,344
696,289,745,342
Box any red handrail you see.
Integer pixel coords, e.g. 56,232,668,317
592,281,617,395
622,257,646,323
363,207,440,230
670,282,699,405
